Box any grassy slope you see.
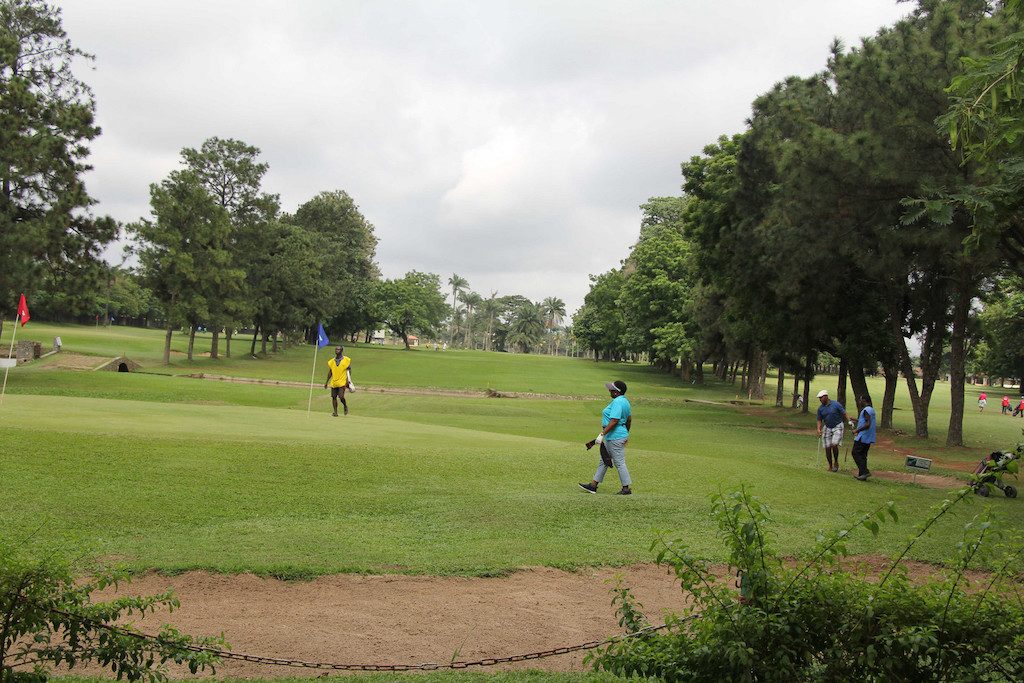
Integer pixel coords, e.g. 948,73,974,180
3,324,1022,576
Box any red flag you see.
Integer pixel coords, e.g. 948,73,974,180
16,294,29,326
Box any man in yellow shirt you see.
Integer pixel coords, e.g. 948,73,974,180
323,345,353,416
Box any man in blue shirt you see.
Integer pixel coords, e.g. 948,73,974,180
579,380,633,495
816,389,851,473
851,395,876,481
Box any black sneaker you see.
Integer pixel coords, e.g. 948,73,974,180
578,483,597,494
331,412,338,417
854,474,868,481
616,488,632,495
343,405,349,416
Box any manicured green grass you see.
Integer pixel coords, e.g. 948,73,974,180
7,324,1024,683
3,323,1023,580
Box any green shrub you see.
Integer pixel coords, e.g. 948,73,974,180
0,536,226,683
588,485,1024,682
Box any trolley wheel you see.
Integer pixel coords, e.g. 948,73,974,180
977,485,991,497
1004,485,1017,499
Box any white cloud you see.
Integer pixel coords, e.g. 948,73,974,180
58,0,912,316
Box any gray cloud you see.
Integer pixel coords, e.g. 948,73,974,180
63,0,911,316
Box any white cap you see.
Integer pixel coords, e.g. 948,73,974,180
817,390,828,398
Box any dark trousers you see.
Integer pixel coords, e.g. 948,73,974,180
851,441,871,476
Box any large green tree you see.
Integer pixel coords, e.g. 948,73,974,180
619,196,695,375
377,271,447,349
246,220,325,355
573,269,626,361
131,172,235,363
180,137,279,358
287,190,378,340
0,0,115,327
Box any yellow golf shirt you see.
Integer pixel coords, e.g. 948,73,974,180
327,356,351,388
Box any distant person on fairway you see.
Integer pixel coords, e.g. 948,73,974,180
816,390,851,473
979,391,987,412
851,395,876,481
1003,396,1011,414
324,345,353,416
579,380,633,495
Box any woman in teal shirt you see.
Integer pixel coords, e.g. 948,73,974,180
579,380,633,495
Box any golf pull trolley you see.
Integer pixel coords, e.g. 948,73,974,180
971,447,1020,499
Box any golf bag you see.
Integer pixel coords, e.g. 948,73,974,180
971,448,1019,499
585,439,614,468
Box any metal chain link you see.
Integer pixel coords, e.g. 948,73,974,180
172,621,676,671
52,606,681,672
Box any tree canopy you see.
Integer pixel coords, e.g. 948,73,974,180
0,0,115,322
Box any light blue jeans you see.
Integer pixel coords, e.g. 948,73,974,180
594,437,631,487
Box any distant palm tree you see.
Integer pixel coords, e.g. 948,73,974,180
480,290,501,351
550,327,566,356
460,290,482,349
447,273,468,346
541,296,566,355
507,302,546,353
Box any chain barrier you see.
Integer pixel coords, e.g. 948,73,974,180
50,606,683,672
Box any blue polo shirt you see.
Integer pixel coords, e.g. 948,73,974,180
602,395,631,440
855,406,876,444
816,400,846,428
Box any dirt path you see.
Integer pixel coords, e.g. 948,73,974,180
96,564,691,678
86,556,962,679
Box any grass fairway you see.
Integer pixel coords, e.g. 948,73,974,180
3,324,1024,577
6,325,1024,682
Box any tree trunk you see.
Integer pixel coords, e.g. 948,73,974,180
210,325,219,359
776,367,785,407
260,332,268,355
163,326,173,365
897,339,928,438
187,326,196,361
889,295,943,438
250,327,259,357
802,353,813,415
880,354,898,429
750,350,767,400
837,357,848,408
847,363,870,408
946,278,971,447
225,328,232,358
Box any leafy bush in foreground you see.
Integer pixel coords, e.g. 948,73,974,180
589,485,1024,682
0,537,226,683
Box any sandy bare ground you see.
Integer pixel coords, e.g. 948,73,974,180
88,564,690,678
83,556,969,680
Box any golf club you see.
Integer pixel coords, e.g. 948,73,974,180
816,433,821,469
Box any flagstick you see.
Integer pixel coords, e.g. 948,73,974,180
1,314,22,405
307,343,321,417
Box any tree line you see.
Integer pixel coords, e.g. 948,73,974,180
573,0,1024,446
0,0,570,361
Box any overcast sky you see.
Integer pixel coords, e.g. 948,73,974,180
56,0,912,318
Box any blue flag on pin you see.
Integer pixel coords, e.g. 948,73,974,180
316,323,330,349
